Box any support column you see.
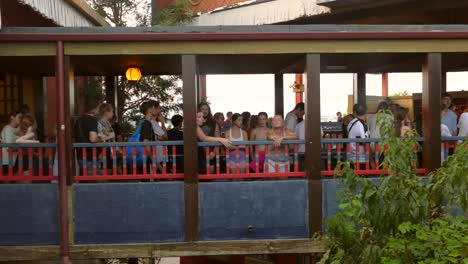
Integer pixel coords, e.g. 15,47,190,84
274,74,284,116
353,72,366,106
422,53,442,172
295,73,304,104
63,57,75,184
198,74,207,103
382,73,389,97
56,41,71,264
305,54,322,235
182,55,199,241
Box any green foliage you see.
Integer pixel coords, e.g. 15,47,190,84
392,90,410,96
153,0,193,26
86,0,192,122
319,110,468,264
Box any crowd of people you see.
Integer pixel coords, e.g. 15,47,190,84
1,92,466,176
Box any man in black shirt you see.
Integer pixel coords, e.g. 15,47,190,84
168,114,184,172
74,98,102,175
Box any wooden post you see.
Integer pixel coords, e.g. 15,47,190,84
382,73,389,97
198,74,207,103
295,74,304,104
353,72,366,106
305,54,322,236
422,53,442,172
63,56,75,185
274,74,284,116
56,41,71,264
182,55,199,241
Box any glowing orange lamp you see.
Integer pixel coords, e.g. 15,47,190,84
125,67,142,82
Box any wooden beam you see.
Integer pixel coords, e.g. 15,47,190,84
422,53,442,172
198,74,207,102
382,73,389,97
0,43,55,56
182,55,199,242
63,40,468,56
274,74,284,116
353,72,366,106
305,54,322,236
0,240,325,261
63,56,75,185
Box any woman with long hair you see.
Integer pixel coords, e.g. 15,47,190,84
198,102,216,137
265,115,298,173
224,113,248,173
197,112,232,174
249,112,268,172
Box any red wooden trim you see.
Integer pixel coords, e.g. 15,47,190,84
74,174,184,181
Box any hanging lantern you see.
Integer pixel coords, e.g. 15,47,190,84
125,67,142,82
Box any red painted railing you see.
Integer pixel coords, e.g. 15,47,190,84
1,137,464,182
0,143,57,182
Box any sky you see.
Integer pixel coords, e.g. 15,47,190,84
205,72,467,118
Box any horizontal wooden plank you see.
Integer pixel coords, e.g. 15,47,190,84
0,239,325,261
0,43,55,56
64,40,468,55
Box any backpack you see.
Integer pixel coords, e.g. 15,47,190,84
125,119,146,165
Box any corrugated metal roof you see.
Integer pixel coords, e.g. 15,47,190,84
191,0,260,14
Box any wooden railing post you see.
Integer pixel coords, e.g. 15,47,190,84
182,55,199,241
305,54,322,236
422,53,442,172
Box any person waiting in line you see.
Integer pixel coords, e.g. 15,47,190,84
295,119,323,171
285,102,305,132
341,114,354,138
149,100,168,171
197,111,232,174
457,98,468,138
395,107,412,137
1,111,22,174
15,115,39,143
347,103,370,170
74,98,102,175
97,103,117,173
336,112,343,122
248,115,258,139
249,112,269,172
265,115,298,173
224,113,248,174
223,111,233,131
368,101,389,139
441,92,458,136
168,114,184,173
213,112,225,137
15,114,40,176
198,102,215,137
241,111,251,132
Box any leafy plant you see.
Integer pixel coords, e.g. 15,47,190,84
319,110,468,264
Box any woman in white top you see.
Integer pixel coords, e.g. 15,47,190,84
224,113,248,173
249,112,269,172
457,99,468,138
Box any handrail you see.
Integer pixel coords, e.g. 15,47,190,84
0,143,57,148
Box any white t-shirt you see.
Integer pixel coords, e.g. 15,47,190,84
347,118,370,163
150,120,167,165
285,111,297,132
441,124,452,163
1,125,18,165
458,112,468,138
294,121,323,153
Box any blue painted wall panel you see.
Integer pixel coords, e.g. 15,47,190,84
74,182,184,244
0,184,59,246
199,180,308,240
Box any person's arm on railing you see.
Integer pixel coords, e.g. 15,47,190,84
198,127,232,148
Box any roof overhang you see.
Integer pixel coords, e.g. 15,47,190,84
2,25,468,76
17,0,108,27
